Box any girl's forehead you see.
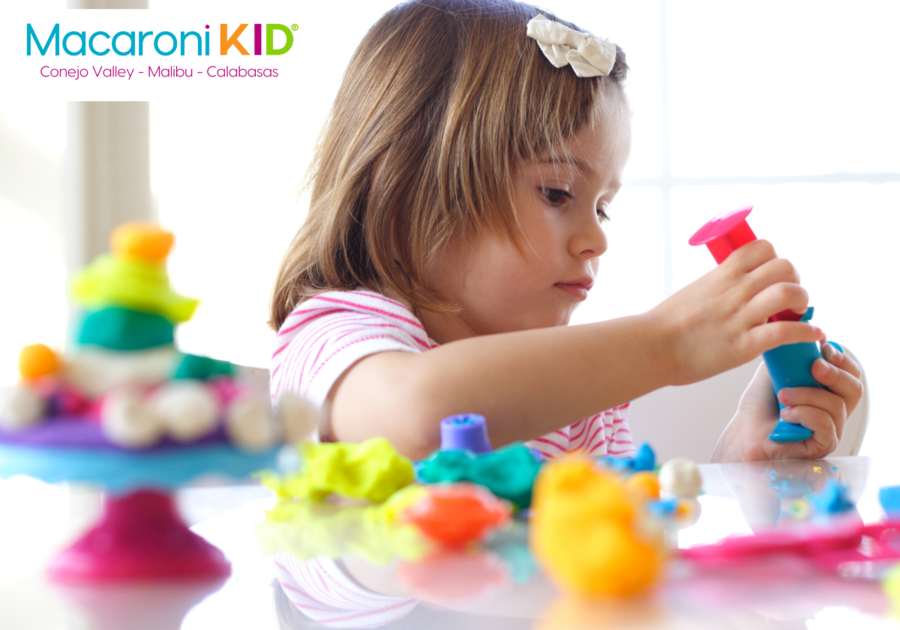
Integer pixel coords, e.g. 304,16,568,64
536,114,630,170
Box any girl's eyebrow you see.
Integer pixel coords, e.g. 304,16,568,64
540,157,588,173
539,158,623,194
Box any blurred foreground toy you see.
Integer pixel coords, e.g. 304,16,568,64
689,206,840,444
0,222,316,583
530,458,666,597
403,484,511,546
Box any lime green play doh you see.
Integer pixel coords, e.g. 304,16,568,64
261,437,415,503
70,254,199,323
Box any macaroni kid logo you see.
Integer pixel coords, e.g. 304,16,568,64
26,23,296,57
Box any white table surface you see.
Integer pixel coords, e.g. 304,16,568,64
1,456,898,630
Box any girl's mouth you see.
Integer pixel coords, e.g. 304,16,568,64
554,282,590,300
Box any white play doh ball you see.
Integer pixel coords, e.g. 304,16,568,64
226,395,280,451
0,386,47,430
102,388,164,448
276,392,320,444
147,381,219,442
658,458,703,498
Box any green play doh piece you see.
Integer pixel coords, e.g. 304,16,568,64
69,254,199,324
75,307,175,351
417,443,542,509
172,353,234,380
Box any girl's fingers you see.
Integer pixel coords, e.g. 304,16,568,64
740,257,802,301
742,282,810,326
810,357,864,417
745,320,824,357
778,387,847,443
823,343,862,380
724,239,779,274
773,406,839,459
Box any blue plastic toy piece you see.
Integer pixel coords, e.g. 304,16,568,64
879,486,900,518
764,308,838,443
440,414,493,454
810,478,855,515
648,497,679,517
603,442,656,473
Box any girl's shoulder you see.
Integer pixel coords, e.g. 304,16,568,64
277,288,431,342
271,288,436,409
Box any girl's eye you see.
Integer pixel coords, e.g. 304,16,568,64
540,187,572,207
597,206,611,222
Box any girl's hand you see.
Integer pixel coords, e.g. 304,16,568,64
712,344,864,462
649,239,824,386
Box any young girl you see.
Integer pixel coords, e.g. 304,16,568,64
268,0,863,462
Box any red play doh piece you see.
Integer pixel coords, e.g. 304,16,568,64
689,206,803,323
402,484,510,546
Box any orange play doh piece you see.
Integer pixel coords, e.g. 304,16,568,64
18,344,60,381
403,484,510,546
626,472,661,504
111,222,175,262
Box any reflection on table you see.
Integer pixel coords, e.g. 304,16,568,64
2,457,899,629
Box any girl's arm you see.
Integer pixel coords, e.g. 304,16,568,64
329,240,823,459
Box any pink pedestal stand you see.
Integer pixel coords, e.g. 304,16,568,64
48,489,231,583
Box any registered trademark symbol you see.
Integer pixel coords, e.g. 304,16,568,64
291,24,298,31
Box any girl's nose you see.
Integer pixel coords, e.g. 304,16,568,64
569,212,608,260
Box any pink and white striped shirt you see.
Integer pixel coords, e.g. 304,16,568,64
271,289,635,459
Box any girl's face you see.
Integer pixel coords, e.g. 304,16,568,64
421,97,632,343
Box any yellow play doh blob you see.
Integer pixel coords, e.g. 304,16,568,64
69,255,198,324
111,222,175,262
18,344,60,381
531,458,665,597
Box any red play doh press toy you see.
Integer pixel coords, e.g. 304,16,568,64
690,206,838,444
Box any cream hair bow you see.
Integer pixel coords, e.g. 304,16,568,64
526,14,616,78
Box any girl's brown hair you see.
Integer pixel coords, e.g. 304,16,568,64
269,0,628,330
